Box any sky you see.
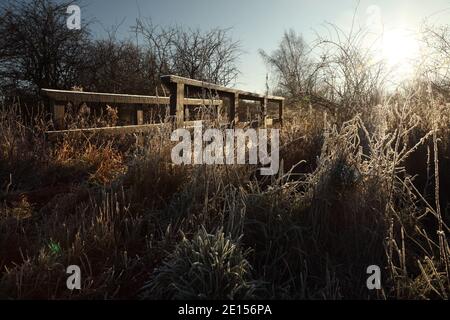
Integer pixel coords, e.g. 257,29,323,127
79,0,450,92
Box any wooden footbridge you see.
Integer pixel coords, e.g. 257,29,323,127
42,75,284,138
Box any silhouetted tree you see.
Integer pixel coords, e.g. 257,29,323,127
0,0,90,97
423,24,450,94
0,1,242,99
261,26,385,118
133,19,242,86
260,29,318,101
79,26,157,94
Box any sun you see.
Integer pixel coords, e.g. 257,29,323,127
381,28,421,81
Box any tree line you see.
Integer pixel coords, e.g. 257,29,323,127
2,0,449,115
0,0,242,100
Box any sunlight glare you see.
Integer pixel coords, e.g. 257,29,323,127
381,28,421,81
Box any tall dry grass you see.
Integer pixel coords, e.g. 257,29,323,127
0,85,449,299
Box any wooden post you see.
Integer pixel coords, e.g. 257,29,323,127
216,99,222,123
278,99,284,126
169,83,184,127
52,101,65,129
136,107,144,125
229,93,239,126
261,97,268,127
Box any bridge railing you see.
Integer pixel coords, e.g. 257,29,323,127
42,75,284,135
161,75,284,127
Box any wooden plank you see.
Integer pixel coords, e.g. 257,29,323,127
228,93,239,126
261,97,268,128
45,120,231,141
162,75,235,95
52,103,65,129
169,82,185,127
184,98,222,106
136,109,144,125
42,89,168,105
46,124,164,139
278,99,284,126
41,89,222,106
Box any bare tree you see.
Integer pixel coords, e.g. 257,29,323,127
132,19,175,78
133,19,242,86
262,25,386,118
312,23,386,116
0,0,90,96
80,25,157,94
259,29,319,102
0,1,242,99
422,23,450,94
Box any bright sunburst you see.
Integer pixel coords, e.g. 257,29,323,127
381,28,421,82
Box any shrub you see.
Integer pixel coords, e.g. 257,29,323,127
141,227,261,299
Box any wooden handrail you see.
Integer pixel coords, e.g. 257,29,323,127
41,88,222,106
